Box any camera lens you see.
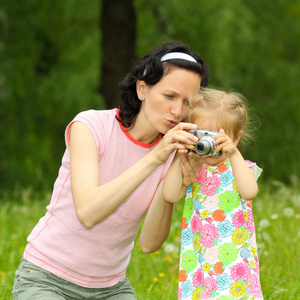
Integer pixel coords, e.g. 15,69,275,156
196,143,204,151
195,139,212,155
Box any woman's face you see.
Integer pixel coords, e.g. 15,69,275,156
137,68,201,135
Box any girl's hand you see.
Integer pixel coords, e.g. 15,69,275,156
214,129,239,158
180,152,204,187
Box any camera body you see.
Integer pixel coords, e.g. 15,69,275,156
190,129,222,157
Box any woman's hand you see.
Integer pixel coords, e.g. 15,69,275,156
180,152,204,187
149,122,199,165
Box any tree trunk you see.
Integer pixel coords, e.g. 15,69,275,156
99,0,136,109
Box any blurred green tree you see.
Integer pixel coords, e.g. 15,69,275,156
98,0,136,109
1,0,299,192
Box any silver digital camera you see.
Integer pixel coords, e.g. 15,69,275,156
190,129,222,157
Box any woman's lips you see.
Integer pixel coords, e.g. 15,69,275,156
166,119,178,127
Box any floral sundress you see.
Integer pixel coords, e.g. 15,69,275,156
178,160,264,300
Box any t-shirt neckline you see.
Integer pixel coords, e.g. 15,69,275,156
116,109,162,148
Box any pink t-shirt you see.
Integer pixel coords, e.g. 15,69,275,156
24,109,174,288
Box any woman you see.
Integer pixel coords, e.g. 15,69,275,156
12,41,209,299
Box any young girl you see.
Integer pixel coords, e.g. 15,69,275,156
163,88,264,299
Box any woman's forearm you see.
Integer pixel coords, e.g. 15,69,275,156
139,180,175,253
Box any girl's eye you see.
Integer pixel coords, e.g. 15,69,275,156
184,99,190,106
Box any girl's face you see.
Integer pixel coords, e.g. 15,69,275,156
136,68,201,137
193,116,236,167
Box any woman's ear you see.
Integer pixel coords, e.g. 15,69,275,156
234,130,244,146
136,80,146,101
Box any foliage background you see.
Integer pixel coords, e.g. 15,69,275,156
1,1,300,188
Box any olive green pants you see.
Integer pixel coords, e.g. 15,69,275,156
12,259,137,300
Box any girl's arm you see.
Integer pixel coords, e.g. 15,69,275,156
70,121,198,228
230,152,258,200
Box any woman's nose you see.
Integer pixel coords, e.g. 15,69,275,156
171,101,183,118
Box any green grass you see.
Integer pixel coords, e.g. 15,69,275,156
1,181,299,300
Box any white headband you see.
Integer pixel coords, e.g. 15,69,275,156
143,52,197,76
160,52,197,63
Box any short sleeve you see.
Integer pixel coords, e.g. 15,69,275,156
65,110,103,151
245,160,263,181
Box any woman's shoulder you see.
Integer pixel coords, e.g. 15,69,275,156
76,108,117,121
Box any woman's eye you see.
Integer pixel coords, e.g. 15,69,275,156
165,94,174,99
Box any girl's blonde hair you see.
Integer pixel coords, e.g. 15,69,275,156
188,88,255,149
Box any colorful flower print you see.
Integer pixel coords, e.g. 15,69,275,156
203,195,219,212
220,170,234,187
240,248,251,259
178,287,182,299
182,228,193,246
245,208,255,232
246,274,263,297
216,273,232,291
179,270,188,282
191,215,202,234
219,191,240,212
232,228,247,245
212,209,226,222
201,224,219,248
192,288,202,299
181,250,197,272
232,210,246,228
192,268,204,288
198,253,204,263
218,220,234,238
182,217,188,230
178,160,263,299
194,200,201,211
196,167,207,183
218,163,228,173
183,197,193,220
203,246,219,265
181,280,194,298
230,262,251,281
192,181,200,198
218,243,238,264
202,277,217,299
202,175,221,196
193,234,200,251
201,210,209,218
230,281,246,297
213,262,225,275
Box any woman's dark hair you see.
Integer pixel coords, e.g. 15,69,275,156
118,41,209,128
